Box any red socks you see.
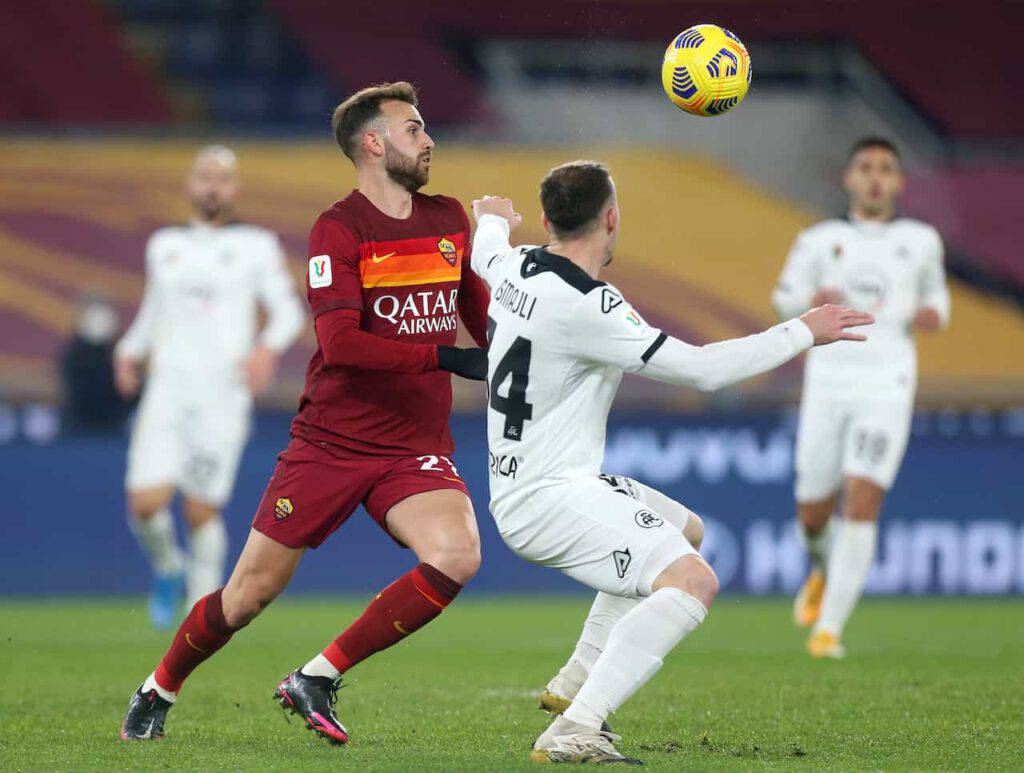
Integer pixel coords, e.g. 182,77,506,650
151,565,461,693
155,588,238,693
322,563,461,674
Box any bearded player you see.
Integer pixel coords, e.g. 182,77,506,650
773,137,950,658
121,82,491,743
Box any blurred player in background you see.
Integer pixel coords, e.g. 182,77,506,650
772,137,950,659
122,82,492,744
115,146,303,628
472,162,871,763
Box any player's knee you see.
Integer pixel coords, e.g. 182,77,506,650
683,513,704,550
653,554,719,609
843,477,885,522
129,488,173,519
424,535,481,585
798,495,837,532
223,572,282,627
183,498,220,529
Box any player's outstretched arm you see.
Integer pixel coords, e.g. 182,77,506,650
642,305,873,392
470,196,523,287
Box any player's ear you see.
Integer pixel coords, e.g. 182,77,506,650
606,204,618,235
362,127,386,160
541,213,553,236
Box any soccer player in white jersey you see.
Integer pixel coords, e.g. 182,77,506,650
114,146,304,628
773,137,950,659
471,161,873,764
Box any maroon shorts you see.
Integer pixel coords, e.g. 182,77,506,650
252,437,469,549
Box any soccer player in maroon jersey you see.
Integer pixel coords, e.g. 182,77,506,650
121,82,491,744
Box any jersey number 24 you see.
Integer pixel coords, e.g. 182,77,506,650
487,316,534,441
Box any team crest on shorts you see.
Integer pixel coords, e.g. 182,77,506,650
634,509,664,529
437,237,457,266
274,497,293,520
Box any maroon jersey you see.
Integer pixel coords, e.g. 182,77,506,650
292,190,489,456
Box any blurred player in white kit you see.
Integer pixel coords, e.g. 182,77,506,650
773,138,950,658
114,146,304,628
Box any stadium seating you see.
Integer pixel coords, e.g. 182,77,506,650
1,139,1021,407
0,1,170,125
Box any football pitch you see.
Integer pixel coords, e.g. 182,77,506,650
1,596,1021,770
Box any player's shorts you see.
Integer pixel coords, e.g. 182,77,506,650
251,436,470,549
794,384,914,502
492,474,698,599
126,382,251,508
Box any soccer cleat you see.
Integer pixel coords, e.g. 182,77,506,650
807,629,846,659
792,570,825,628
532,716,643,765
540,661,586,716
149,572,185,630
120,686,173,741
273,669,349,745
540,663,614,734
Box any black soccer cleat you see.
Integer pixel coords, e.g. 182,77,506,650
273,669,349,745
120,686,173,741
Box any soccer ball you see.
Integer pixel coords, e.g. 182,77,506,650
661,24,751,117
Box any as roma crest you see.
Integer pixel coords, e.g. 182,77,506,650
274,497,293,520
437,237,457,267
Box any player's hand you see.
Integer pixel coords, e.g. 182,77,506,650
113,355,142,398
472,196,522,230
811,287,844,306
437,346,488,381
913,307,941,331
800,304,874,346
244,345,279,395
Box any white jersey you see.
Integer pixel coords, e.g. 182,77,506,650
772,216,950,392
472,215,814,517
116,221,304,397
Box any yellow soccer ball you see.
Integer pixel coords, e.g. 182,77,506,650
661,24,752,117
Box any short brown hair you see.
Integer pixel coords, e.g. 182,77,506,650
848,136,901,163
331,81,418,161
540,161,614,239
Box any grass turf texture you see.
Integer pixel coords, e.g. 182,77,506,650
1,597,1021,770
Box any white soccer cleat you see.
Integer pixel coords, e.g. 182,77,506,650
531,716,643,765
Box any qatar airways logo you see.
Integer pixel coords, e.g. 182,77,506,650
373,288,459,335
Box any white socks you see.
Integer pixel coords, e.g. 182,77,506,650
551,593,639,699
815,520,877,637
141,672,177,703
564,588,707,730
129,508,184,577
799,517,835,574
301,653,341,681
187,518,228,607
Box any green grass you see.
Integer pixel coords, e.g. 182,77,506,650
1,596,1022,770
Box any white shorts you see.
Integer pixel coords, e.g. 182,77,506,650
126,382,251,507
493,474,698,598
794,385,913,502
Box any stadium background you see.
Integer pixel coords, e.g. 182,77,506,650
1,0,1022,599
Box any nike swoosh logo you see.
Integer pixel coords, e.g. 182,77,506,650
185,632,208,654
393,620,410,635
141,717,155,739
372,252,397,264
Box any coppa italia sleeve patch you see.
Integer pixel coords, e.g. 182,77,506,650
309,255,332,288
